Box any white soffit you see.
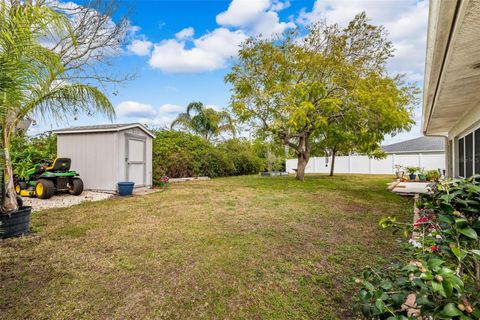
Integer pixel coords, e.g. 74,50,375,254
423,0,480,135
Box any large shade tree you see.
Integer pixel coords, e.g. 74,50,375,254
321,73,417,176
0,2,114,212
171,102,236,142
226,13,416,180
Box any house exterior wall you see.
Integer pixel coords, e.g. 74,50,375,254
445,104,480,178
57,132,118,191
285,152,445,175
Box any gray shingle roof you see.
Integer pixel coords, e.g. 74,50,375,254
55,123,138,131
53,123,155,138
382,136,445,153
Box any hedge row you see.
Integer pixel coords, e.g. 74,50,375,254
152,130,271,184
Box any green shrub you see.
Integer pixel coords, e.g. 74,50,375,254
197,147,235,178
152,130,212,181
151,131,265,183
356,176,480,319
217,139,264,175
11,132,56,177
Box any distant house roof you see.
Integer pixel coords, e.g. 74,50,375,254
382,136,445,154
53,123,155,138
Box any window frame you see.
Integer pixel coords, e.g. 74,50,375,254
457,123,480,178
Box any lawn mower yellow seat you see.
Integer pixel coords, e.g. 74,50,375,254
46,158,71,172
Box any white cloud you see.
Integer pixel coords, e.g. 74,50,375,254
133,0,294,73
149,28,248,73
297,0,428,83
271,0,290,11
159,104,184,113
127,38,153,56
216,0,294,37
138,114,179,128
206,104,222,111
217,0,270,26
116,101,157,118
175,27,194,40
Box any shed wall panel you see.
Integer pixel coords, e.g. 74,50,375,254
57,133,118,191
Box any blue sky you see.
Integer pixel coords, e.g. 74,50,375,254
35,0,429,145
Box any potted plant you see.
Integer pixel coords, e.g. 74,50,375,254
0,3,114,237
424,169,441,182
393,164,404,179
417,168,426,182
405,167,419,181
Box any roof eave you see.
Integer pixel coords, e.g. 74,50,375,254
53,123,156,138
422,0,460,136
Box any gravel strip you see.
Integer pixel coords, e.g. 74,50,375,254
22,191,113,212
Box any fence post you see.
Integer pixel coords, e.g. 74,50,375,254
392,154,396,174
348,154,352,173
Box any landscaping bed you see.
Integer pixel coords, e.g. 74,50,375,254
0,175,411,319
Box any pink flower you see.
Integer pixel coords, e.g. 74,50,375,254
414,216,430,227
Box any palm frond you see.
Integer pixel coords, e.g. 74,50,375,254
186,101,204,116
18,83,114,124
170,113,192,130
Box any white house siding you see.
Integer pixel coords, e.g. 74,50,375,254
447,104,480,177
285,153,445,175
57,132,118,191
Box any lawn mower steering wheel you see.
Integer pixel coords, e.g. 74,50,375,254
40,159,52,165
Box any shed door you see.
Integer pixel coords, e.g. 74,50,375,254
126,136,146,187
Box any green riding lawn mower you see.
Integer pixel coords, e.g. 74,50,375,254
14,158,84,199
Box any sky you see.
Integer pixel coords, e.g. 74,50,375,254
33,0,429,145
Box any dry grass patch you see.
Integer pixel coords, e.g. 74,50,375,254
0,174,411,319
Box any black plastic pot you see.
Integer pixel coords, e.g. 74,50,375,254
0,206,32,238
409,173,417,181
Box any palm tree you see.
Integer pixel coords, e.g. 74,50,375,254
170,102,236,142
0,3,115,212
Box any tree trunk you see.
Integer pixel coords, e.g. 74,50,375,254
329,149,337,176
296,152,309,181
2,130,18,213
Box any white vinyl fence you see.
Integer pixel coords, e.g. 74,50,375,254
285,153,445,175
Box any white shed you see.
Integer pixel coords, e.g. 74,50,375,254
53,123,155,192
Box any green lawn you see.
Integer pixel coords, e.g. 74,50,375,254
0,175,411,319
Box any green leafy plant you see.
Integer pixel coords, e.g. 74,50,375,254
356,176,480,319
10,132,57,179
405,167,421,175
424,170,441,182
151,131,265,183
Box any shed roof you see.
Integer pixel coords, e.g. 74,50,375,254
381,136,445,153
53,123,155,138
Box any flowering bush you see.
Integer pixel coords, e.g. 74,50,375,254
355,176,480,319
157,175,169,187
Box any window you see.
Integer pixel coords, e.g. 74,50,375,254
458,127,480,178
476,130,480,175
466,133,474,177
458,137,465,177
